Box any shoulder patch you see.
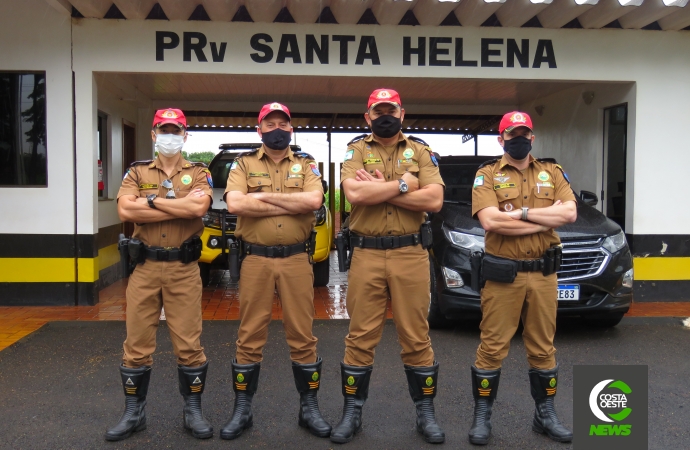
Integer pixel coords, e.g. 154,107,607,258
407,135,429,146
554,163,571,184
477,158,499,169
129,159,154,167
347,133,369,145
537,157,558,164
293,151,316,160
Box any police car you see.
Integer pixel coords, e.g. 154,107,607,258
198,143,333,286
428,155,633,328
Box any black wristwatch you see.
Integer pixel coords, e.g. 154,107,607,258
147,194,157,209
398,179,409,194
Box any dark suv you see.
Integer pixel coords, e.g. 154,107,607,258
428,156,634,328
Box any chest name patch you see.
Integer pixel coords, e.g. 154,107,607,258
494,183,517,190
363,158,383,165
248,172,270,177
139,184,158,189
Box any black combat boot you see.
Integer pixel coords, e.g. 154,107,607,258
404,361,445,444
220,360,260,440
292,356,332,437
468,366,501,445
529,364,573,443
178,361,213,439
330,363,373,444
105,365,151,441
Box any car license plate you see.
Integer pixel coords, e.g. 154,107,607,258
557,285,580,301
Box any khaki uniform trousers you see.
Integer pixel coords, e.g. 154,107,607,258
236,252,318,365
123,260,206,368
344,245,435,367
475,271,558,371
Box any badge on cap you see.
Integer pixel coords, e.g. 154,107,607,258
511,112,527,124
377,90,391,99
344,149,354,161
161,109,178,119
270,103,283,111
403,148,414,159
291,164,302,173
181,174,192,185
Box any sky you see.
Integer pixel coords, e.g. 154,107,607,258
184,130,504,187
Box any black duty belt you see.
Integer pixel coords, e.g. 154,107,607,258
146,247,184,261
350,233,421,250
245,241,308,258
515,259,544,272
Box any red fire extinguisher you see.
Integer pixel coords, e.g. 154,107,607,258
98,160,104,190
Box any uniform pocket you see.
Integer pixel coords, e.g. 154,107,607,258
363,163,385,175
534,185,555,207
494,187,520,212
247,176,272,192
284,176,304,191
394,163,420,175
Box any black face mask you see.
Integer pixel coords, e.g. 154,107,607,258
371,115,402,139
261,128,292,150
503,135,532,160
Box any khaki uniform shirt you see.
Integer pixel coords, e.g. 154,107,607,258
117,157,213,247
341,133,445,236
472,154,576,260
224,146,322,246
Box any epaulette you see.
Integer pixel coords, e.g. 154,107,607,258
184,161,208,168
233,148,260,160
293,151,316,160
407,135,429,146
477,158,500,169
347,134,368,145
129,159,153,167
536,157,558,164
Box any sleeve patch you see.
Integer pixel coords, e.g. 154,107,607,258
309,162,321,177
473,175,484,189
344,149,354,161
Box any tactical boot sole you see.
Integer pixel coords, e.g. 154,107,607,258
299,417,332,438
330,424,362,444
104,421,147,442
468,433,490,445
219,420,253,440
532,422,573,443
184,424,214,440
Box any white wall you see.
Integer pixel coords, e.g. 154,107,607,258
95,76,142,229
0,0,74,234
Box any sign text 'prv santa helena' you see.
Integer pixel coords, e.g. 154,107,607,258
155,31,557,69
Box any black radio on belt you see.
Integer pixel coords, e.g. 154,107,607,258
420,221,433,249
179,236,202,264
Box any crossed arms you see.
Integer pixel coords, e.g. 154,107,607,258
476,200,577,236
118,189,211,223
225,190,323,217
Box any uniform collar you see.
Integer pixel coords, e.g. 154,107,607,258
364,131,406,145
257,145,294,162
498,153,536,170
152,155,186,176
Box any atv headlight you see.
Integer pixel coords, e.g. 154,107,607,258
603,231,627,254
442,225,485,252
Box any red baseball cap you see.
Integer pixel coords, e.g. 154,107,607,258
367,89,402,110
152,108,187,128
499,111,533,134
258,102,291,123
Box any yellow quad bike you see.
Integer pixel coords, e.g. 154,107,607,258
198,143,334,287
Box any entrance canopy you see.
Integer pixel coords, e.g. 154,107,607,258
54,0,690,31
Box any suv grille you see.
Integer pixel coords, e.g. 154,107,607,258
557,240,610,282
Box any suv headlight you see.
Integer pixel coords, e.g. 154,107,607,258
442,225,485,252
622,268,634,288
603,231,627,254
442,267,464,288
202,211,222,228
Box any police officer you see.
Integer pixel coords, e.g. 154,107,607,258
220,102,330,440
468,111,576,445
107,108,213,441
331,89,445,444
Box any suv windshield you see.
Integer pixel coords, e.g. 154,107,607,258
440,164,478,202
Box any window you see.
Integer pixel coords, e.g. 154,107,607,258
0,72,47,186
97,112,109,198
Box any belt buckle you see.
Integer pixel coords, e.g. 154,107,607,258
273,245,285,258
380,236,394,249
524,260,534,271
157,249,169,261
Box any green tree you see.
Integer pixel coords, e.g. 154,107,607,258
185,151,215,165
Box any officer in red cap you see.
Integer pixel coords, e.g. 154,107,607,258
220,102,329,440
332,89,446,444
108,108,214,441
468,111,576,445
